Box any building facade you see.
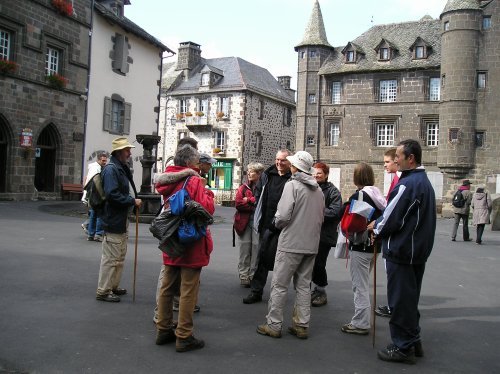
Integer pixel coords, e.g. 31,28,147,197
0,0,91,199
296,0,499,214
159,42,296,201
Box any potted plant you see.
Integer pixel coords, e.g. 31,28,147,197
0,59,17,75
213,147,222,155
185,111,193,117
51,0,73,16
46,73,68,90
195,111,204,117
176,113,185,121
216,111,225,119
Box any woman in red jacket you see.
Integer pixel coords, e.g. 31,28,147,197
234,162,265,287
154,144,215,353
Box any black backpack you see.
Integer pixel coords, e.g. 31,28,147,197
452,190,466,208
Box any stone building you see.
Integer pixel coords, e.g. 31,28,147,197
0,0,91,199
296,0,499,214
159,42,296,200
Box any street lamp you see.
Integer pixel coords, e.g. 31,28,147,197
170,117,176,126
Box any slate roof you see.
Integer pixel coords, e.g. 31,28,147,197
94,2,172,53
295,0,333,50
318,18,441,76
442,0,481,14
163,57,295,105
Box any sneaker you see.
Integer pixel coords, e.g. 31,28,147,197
155,328,176,345
173,302,200,313
96,293,120,302
112,288,127,296
94,235,103,242
377,343,416,365
87,236,94,241
311,292,327,307
375,305,391,318
414,340,424,358
288,325,308,339
341,323,369,335
256,323,281,338
243,292,262,304
240,278,251,288
176,335,205,352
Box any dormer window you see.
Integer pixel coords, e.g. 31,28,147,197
379,48,389,61
201,73,210,86
346,51,355,63
342,42,364,64
410,38,431,60
375,39,397,62
415,46,424,59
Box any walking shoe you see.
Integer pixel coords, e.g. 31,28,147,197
172,302,200,313
155,328,176,345
240,278,251,288
176,335,205,352
87,236,94,241
375,305,391,317
243,292,262,304
377,343,416,364
414,340,424,358
451,238,456,242
311,292,327,307
112,288,127,296
288,325,308,339
256,323,281,338
94,235,103,242
341,323,369,335
464,238,472,242
96,293,120,302
82,223,88,235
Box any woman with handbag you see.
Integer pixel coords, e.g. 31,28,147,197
341,162,386,335
310,162,343,307
234,162,265,287
154,144,215,352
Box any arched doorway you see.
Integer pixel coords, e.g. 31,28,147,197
0,117,10,192
34,124,58,192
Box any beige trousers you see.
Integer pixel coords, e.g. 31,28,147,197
96,232,128,295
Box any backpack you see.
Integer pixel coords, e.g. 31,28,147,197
340,191,369,245
452,190,466,208
85,172,106,214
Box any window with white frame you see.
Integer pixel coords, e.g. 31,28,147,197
327,122,340,146
46,46,60,75
426,122,439,146
415,46,424,59
198,98,208,115
379,80,397,102
111,99,124,133
306,135,315,146
215,131,226,151
178,131,188,140
377,124,395,147
346,50,355,63
477,72,487,89
0,29,11,60
179,99,187,114
429,77,440,101
332,82,341,104
308,94,316,104
201,73,210,86
219,97,229,116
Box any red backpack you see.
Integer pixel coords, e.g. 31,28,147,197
340,191,369,243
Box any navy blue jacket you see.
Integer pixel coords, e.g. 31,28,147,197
374,168,436,265
101,156,137,234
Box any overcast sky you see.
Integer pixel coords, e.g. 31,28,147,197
126,0,448,90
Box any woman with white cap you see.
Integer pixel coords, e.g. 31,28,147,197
256,151,324,340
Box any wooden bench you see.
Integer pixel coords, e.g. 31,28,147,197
61,183,84,200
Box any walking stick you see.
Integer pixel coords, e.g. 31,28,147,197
372,244,377,348
133,207,139,303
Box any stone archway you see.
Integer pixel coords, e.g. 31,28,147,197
34,124,60,192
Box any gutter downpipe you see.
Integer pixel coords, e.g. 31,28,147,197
80,0,95,184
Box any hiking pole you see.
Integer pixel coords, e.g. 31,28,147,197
133,207,139,303
372,244,377,348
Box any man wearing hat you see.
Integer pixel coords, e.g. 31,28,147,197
96,137,142,302
198,153,217,187
451,179,473,242
256,151,324,339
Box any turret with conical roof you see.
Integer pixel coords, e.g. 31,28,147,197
295,0,333,156
438,0,482,178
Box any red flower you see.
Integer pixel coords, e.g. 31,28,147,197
52,0,73,16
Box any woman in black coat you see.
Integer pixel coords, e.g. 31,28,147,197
310,162,343,307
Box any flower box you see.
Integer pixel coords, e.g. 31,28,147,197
185,112,193,117
52,0,73,16
176,113,185,121
46,73,68,90
0,59,17,75
195,111,204,117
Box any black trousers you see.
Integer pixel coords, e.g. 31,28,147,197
250,230,271,296
312,241,332,287
386,260,426,351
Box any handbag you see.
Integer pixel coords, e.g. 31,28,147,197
333,225,348,259
340,191,368,236
178,220,206,244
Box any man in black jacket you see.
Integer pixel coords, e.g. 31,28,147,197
368,139,436,364
243,149,291,304
96,137,142,302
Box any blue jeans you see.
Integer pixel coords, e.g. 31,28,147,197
87,208,103,237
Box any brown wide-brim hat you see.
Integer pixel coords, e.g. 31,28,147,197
462,179,471,186
112,137,135,152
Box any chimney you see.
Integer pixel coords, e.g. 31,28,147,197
277,76,291,89
176,42,202,78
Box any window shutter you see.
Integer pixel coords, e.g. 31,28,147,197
423,77,430,100
373,80,380,102
103,97,111,131
113,34,129,74
123,102,132,134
